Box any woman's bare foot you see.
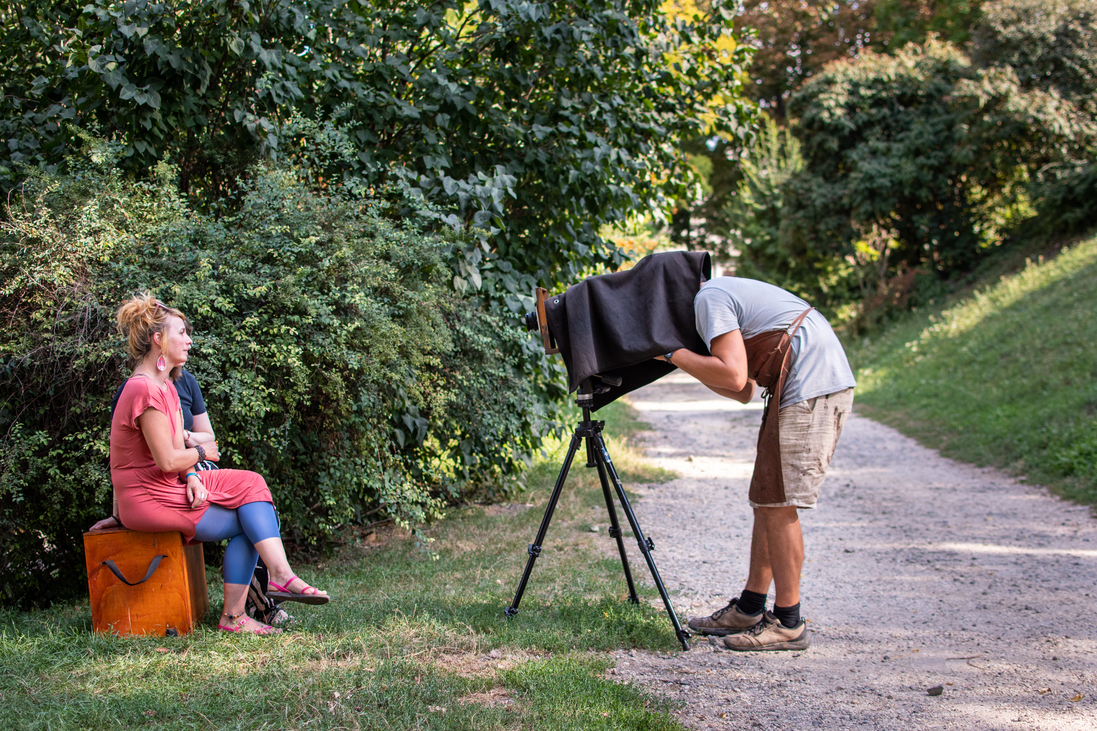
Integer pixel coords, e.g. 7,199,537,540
218,612,281,635
267,574,330,604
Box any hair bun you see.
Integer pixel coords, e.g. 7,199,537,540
116,293,185,365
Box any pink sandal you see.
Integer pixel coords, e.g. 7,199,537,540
267,575,330,605
218,612,281,635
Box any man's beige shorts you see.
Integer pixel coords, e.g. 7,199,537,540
750,387,854,509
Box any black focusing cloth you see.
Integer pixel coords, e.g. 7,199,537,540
544,251,712,410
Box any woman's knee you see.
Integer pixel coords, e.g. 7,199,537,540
236,501,280,543
193,504,244,543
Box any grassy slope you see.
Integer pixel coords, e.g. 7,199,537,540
0,401,687,731
846,232,1097,505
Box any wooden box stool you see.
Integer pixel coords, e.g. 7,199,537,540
83,527,209,637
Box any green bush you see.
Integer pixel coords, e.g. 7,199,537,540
733,38,1095,315
972,0,1097,104
974,0,1097,238
793,40,1085,272
1029,159,1097,236
0,143,545,607
722,115,835,302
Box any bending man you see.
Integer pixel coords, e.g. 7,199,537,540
659,276,855,651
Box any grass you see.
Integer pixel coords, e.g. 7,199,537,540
846,231,1097,506
0,400,684,731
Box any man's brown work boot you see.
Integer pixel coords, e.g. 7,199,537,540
686,599,764,636
722,613,811,652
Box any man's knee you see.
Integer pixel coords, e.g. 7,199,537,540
754,505,799,525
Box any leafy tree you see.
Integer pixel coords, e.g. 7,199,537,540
736,0,886,120
874,0,983,50
722,115,806,278
973,0,1097,236
973,0,1097,104
0,0,760,606
725,0,987,120
775,40,1094,304
0,0,756,289
724,114,876,309
667,0,881,253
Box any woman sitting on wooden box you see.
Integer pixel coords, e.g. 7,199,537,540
104,293,329,635
94,338,291,626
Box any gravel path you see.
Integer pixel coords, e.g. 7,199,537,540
607,372,1097,730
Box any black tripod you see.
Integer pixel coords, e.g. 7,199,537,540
504,377,691,650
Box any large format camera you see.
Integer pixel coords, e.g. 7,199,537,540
519,250,711,409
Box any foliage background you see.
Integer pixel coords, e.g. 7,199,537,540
1,0,756,288
709,0,1097,331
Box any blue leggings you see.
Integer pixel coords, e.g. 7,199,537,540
193,502,280,585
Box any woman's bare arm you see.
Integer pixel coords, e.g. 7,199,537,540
185,411,216,447
137,407,218,473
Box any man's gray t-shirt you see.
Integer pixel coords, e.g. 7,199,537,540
694,277,856,406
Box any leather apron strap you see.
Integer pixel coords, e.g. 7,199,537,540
742,307,813,504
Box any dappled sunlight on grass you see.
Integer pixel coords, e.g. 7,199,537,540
0,399,687,730
849,233,1097,505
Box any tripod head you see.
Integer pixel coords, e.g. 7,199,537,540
576,375,622,409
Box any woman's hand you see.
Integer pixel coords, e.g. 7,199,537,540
201,440,221,463
89,516,119,531
186,473,208,509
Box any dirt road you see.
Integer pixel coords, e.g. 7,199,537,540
608,372,1097,730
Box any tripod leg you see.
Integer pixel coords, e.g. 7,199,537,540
593,432,691,651
594,453,640,603
504,432,583,617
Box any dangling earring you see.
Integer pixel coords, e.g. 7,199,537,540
156,354,167,372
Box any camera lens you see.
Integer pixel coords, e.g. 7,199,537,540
523,312,539,332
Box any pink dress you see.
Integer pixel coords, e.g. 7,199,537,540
110,376,273,541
